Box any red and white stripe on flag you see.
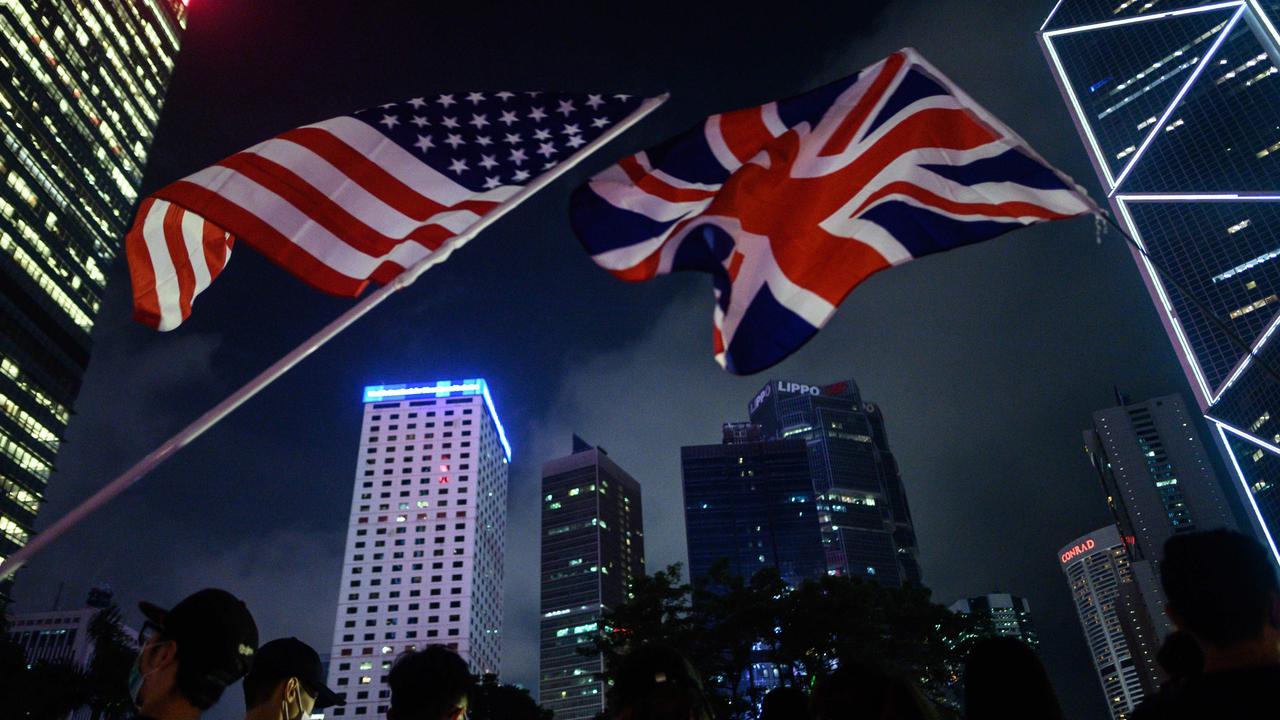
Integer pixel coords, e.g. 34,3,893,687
121,90,650,331
125,198,234,331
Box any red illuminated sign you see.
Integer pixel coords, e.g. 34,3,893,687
1060,538,1097,564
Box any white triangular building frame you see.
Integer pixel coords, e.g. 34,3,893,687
1041,0,1280,563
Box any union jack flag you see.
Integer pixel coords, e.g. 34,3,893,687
571,48,1098,374
125,91,646,330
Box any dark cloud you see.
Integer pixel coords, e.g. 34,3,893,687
9,3,1204,720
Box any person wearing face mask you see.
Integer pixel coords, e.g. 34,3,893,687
132,588,260,720
243,638,344,720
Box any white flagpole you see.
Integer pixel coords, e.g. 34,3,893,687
0,93,669,580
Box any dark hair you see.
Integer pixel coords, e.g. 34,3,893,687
760,685,807,720
1156,631,1203,684
1161,529,1280,647
242,671,282,711
962,637,1064,720
388,645,474,720
811,661,937,720
150,634,228,710
606,644,713,720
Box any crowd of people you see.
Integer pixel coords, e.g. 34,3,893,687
126,529,1279,719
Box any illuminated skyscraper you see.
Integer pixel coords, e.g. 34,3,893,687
948,593,1040,649
0,1,187,577
539,436,644,720
1059,526,1152,720
325,380,511,718
748,378,921,585
1039,1,1280,564
1084,392,1237,645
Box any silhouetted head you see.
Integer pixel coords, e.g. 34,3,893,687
1156,631,1204,684
760,685,807,720
606,644,713,720
1161,530,1280,649
387,645,473,720
811,661,937,720
962,637,1063,720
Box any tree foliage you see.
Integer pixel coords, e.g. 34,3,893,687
594,563,986,718
0,602,138,720
469,673,553,720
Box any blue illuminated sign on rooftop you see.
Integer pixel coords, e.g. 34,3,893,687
361,378,512,461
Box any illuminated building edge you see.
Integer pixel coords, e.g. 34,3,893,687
1038,1,1280,564
363,379,511,461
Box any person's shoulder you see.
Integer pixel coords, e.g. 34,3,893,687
1129,689,1180,720
1182,666,1280,715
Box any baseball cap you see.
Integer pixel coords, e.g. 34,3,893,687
139,588,259,690
248,638,344,708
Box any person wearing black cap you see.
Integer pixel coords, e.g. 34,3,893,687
133,588,259,720
244,638,344,720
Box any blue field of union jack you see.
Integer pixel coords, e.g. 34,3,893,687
571,48,1098,374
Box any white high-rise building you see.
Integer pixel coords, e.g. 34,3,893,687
1058,525,1149,720
325,379,511,718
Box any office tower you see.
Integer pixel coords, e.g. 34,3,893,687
947,593,1040,649
540,436,644,720
6,585,135,668
1059,526,1157,720
1039,2,1280,563
1085,392,1238,639
0,1,187,582
681,422,825,587
748,378,921,585
326,380,511,718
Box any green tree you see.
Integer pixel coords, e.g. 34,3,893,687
0,601,138,720
595,564,980,718
84,605,138,720
468,673,553,720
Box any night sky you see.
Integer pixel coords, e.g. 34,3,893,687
9,2,1216,718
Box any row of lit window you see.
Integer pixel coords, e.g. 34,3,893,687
0,12,142,194
5,192,100,295
0,473,39,514
0,428,49,480
0,356,70,424
47,8,160,144
0,230,94,329
0,95,119,244
0,513,28,545
1228,294,1278,319
49,0,169,165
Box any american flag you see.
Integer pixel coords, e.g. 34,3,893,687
126,91,646,330
571,49,1098,374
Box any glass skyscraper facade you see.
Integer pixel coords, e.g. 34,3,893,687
681,422,825,587
0,1,186,577
1040,1,1280,564
539,437,644,720
748,378,921,585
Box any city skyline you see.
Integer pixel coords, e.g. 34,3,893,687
11,3,1216,719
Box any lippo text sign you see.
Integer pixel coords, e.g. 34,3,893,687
750,381,824,413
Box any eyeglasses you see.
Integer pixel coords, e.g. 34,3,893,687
138,620,166,647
